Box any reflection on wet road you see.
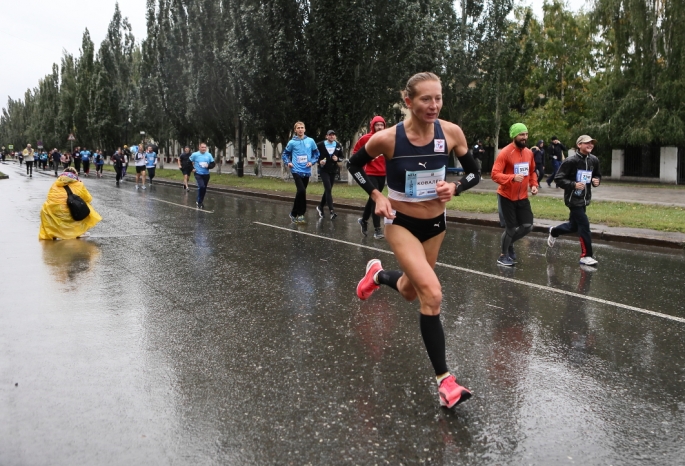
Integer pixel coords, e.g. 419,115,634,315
1,165,684,465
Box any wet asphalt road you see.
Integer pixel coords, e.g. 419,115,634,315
2,164,685,465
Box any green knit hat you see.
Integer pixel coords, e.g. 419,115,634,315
509,123,528,139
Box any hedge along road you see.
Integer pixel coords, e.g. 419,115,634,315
1,165,684,465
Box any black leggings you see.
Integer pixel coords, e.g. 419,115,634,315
318,170,336,213
83,160,90,174
26,161,33,175
74,159,81,173
291,173,309,216
551,205,593,257
115,166,123,182
362,175,386,228
498,195,534,254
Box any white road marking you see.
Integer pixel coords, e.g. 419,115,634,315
485,304,504,309
254,222,685,324
121,189,213,213
145,197,214,213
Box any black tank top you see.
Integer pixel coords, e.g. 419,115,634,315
387,121,449,202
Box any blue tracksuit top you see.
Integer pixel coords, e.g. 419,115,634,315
281,135,319,176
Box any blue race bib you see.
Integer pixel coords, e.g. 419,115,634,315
405,166,446,199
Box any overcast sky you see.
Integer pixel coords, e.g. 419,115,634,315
0,0,590,113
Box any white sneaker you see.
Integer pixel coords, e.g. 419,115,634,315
547,226,556,247
579,256,598,266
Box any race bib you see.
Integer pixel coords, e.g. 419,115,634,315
576,170,593,183
297,155,308,163
434,139,446,153
514,162,529,176
405,166,446,199
199,162,209,168
326,147,335,155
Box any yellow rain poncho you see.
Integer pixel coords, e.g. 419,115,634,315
38,173,102,240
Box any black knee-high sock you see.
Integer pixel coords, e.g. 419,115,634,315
377,270,402,291
419,314,448,376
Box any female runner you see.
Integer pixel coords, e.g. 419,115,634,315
347,72,480,408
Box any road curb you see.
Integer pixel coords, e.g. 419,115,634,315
114,173,685,250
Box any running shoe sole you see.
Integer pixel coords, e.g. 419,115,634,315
439,388,472,408
579,257,598,266
547,227,556,247
497,256,514,266
356,259,382,300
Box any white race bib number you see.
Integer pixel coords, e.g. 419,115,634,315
576,170,592,183
514,162,529,176
405,166,446,199
297,155,308,163
326,147,335,155
199,162,209,168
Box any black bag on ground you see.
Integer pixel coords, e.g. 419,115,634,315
63,185,91,221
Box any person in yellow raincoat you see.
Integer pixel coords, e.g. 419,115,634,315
39,167,102,240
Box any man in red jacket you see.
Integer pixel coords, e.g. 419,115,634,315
491,123,539,266
353,116,387,239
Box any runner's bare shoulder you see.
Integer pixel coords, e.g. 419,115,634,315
366,126,397,160
438,119,468,156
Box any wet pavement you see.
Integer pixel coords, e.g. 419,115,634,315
2,163,685,465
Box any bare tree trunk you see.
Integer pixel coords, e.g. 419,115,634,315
651,0,660,89
257,139,263,178
276,142,288,180
560,63,565,115
217,145,223,174
493,92,501,153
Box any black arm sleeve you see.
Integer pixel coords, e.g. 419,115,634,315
346,145,377,196
454,152,480,195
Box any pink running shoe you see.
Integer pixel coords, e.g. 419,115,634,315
438,375,472,408
356,259,382,300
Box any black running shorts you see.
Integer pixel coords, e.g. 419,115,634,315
498,195,534,229
385,211,446,243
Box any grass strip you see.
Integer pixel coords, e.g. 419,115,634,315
103,165,685,233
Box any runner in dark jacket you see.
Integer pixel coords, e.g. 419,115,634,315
112,148,126,186
545,137,566,186
547,135,602,266
531,140,545,185
316,130,344,220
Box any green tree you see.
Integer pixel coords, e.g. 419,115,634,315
460,0,533,149
58,53,78,150
587,0,685,146
73,30,96,147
